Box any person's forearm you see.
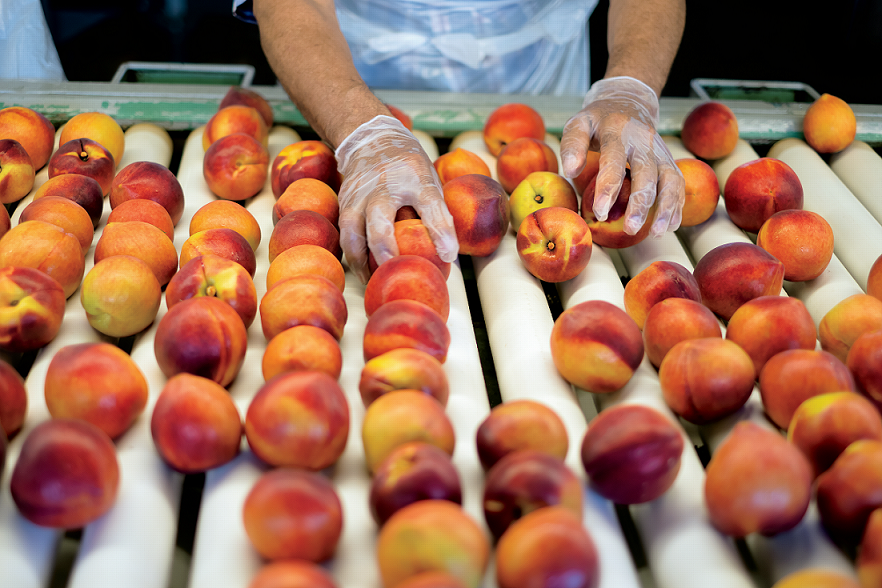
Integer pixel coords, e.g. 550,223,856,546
605,0,686,96
253,0,389,147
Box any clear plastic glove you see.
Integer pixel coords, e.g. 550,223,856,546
560,76,685,237
335,115,459,283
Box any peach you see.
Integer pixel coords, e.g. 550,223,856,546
166,254,258,328
0,106,56,170
395,573,467,588
33,174,104,228
395,206,420,221
869,253,882,301
508,171,578,232
0,139,35,204
483,450,582,540
190,199,262,251
623,260,701,330
847,329,882,406
858,509,882,588
80,255,162,338
203,132,270,201
803,93,856,153
153,296,248,387
571,150,600,198
680,101,739,160
442,174,509,257
262,324,342,381
48,138,115,196
107,198,176,241
248,561,338,588
271,140,341,198
550,299,644,393
10,418,119,528
495,506,598,588
483,102,545,157
151,373,242,473
434,148,491,185
723,157,804,233
245,370,349,470
0,204,9,239
725,295,818,377
581,170,656,248
363,299,451,364
19,196,93,255
260,274,348,341
693,242,785,321
377,500,490,588
368,218,451,279
370,441,462,526
0,219,85,299
816,439,882,545
180,228,257,278
516,206,593,283
242,468,342,562
819,293,882,363
273,177,339,227
788,391,882,477
705,421,812,537
268,208,342,263
475,399,568,471
359,348,449,408
58,111,125,167
0,358,27,439
94,221,178,286
756,209,834,282
266,244,345,292
0,266,65,353
772,569,861,588
202,105,268,151
676,158,720,227
496,137,558,194
110,161,186,226
659,338,755,424
362,389,455,474
219,86,274,127
581,403,684,504
364,254,449,320
385,104,412,130
45,342,148,440
759,349,857,429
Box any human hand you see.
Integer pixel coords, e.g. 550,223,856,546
335,115,459,283
560,76,685,237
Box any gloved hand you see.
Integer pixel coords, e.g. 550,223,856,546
560,76,685,237
335,115,459,283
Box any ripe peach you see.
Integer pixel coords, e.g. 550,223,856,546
202,105,268,151
0,139,35,204
756,209,834,282
496,137,558,194
816,439,882,545
58,111,125,167
33,174,104,228
203,132,270,201
0,359,27,439
705,421,812,537
869,253,882,301
180,228,257,278
0,106,56,170
475,399,568,471
0,266,65,353
581,170,656,248
271,140,340,198
385,104,412,130
268,208,342,263
359,348,449,408
80,255,162,338
434,148,491,185
245,370,349,470
442,174,509,257
190,199,262,252
377,500,490,588
680,101,739,160
847,329,882,406
0,205,9,239
19,196,93,255
107,198,175,242
772,568,861,588
0,219,85,299
273,177,339,227
550,299,644,393
508,171,578,233
759,349,857,430
110,161,186,226
516,206,593,283
242,468,342,561
858,509,882,588
262,324,342,381
803,93,856,154
10,418,119,528
364,254,449,320
819,293,882,363
94,221,178,287
723,157,804,233
363,299,451,364
675,158,720,227
368,218,451,279
151,373,242,473
219,86,274,127
166,254,258,328
395,572,467,588
693,242,785,321
623,260,701,330
260,274,348,341
45,342,148,440
48,138,115,196
247,561,338,588
266,244,345,292
153,296,248,387
483,102,545,157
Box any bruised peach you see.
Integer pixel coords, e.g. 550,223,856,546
434,148,491,185
623,260,701,330
364,254,449,320
442,174,509,257
109,161,186,226
819,293,882,363
816,440,882,545
368,218,451,279
180,228,257,278
165,254,258,328
106,198,175,242
266,244,345,293
363,299,451,364
80,255,162,338
190,199,262,252
0,219,85,299
475,399,568,471
483,103,545,157
847,329,882,405
723,158,804,233
259,274,347,341
680,101,739,160
273,177,339,227
94,221,178,287
643,297,722,368
0,266,66,353
496,137,557,194
268,209,342,263
262,325,342,381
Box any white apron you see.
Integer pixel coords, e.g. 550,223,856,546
0,0,65,81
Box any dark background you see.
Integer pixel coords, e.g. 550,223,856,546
41,0,882,104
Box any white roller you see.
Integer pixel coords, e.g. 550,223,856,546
412,129,439,161
829,141,882,227
117,123,174,168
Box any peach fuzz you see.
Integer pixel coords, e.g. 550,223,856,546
550,299,644,394
803,93,856,154
190,199,261,252
858,509,882,588
58,112,125,167
816,440,882,545
271,140,340,199
516,206,593,283
496,137,558,194
788,391,882,477
245,370,349,470
273,177,339,227
203,132,270,201
247,561,338,588
623,260,701,330
434,147,491,185
368,218,451,279
676,158,720,227
680,101,739,160
153,296,248,388
262,324,342,381
643,299,724,367
33,174,104,228
508,171,578,233
0,139,35,204
819,293,882,363
219,86,274,127
869,253,882,301
94,221,178,287
772,569,861,588
0,220,85,299
242,468,343,562
723,157,804,233
756,209,834,282
364,254,449,320
0,106,56,169
0,266,65,353
0,359,27,439
268,209,342,263
442,174,509,257
180,228,257,278
359,348,449,408
581,170,656,249
107,199,175,242
483,102,545,157
80,255,162,338
202,105,268,151
759,348,856,430
704,421,812,538
19,196,94,255
110,161,186,226
166,254,258,328
847,329,882,406
48,138,115,196
475,399,568,471
260,274,348,341
362,389,455,474
266,244,345,292
363,299,451,364
377,500,489,588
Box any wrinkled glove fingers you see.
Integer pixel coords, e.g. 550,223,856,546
339,206,371,284
364,194,400,268
652,161,685,236
413,186,460,264
592,128,628,222
560,112,595,179
624,142,658,235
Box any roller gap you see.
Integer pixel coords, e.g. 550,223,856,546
166,130,190,177
12,349,40,380
541,280,564,322
458,254,502,408
175,473,205,555
47,530,82,588
116,335,135,355
733,537,761,579
614,503,649,570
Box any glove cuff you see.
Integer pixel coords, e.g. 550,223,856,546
335,114,409,170
582,76,660,127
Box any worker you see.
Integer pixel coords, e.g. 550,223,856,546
0,0,66,81
248,0,687,283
